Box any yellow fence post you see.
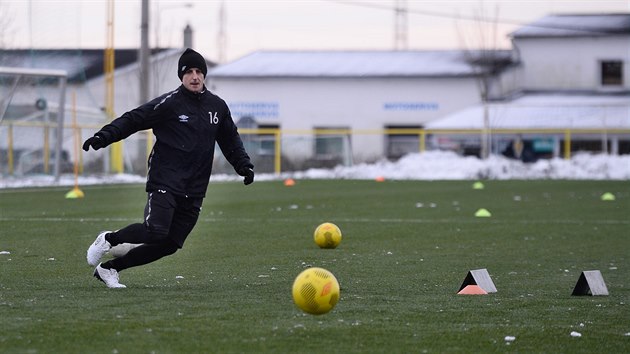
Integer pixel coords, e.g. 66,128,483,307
274,128,282,175
79,126,84,175
7,124,14,175
564,130,571,160
105,0,123,173
43,125,50,174
110,142,123,173
146,129,153,165
419,129,426,153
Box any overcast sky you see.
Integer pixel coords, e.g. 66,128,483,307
2,0,629,63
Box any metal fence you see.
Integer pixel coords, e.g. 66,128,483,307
1,121,629,178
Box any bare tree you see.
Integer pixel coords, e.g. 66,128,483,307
456,2,509,159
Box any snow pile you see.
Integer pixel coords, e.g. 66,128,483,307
1,151,628,189
293,151,630,180
0,173,146,189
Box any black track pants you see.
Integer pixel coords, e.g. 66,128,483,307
104,191,202,272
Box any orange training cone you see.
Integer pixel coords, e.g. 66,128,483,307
284,178,296,187
457,285,488,295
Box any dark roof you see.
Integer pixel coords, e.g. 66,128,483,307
0,48,170,83
511,13,630,38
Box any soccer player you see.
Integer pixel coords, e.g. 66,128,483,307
82,48,254,288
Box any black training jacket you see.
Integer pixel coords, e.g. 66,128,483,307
95,85,253,198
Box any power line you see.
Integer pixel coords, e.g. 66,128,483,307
323,0,624,35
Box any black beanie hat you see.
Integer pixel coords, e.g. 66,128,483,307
178,48,207,80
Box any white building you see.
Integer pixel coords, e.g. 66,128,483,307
0,48,199,176
207,50,516,167
206,13,629,168
511,13,630,92
2,13,628,176
427,14,630,158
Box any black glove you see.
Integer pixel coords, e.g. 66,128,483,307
238,167,254,185
82,135,105,151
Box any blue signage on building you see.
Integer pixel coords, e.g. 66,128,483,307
383,102,439,111
230,102,279,119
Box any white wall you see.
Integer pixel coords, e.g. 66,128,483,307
514,36,630,91
491,65,523,99
208,76,481,162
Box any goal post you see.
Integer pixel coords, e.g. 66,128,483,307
0,66,68,182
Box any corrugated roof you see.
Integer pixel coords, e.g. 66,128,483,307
208,50,514,78
0,48,170,82
511,14,630,38
425,93,630,130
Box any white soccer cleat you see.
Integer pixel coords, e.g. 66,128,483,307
87,231,112,266
93,263,126,288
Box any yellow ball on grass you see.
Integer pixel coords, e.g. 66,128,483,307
313,222,342,249
292,267,340,315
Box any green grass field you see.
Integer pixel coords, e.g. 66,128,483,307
1,180,628,353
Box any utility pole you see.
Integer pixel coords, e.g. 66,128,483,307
217,0,226,63
139,0,151,173
394,0,408,50
140,0,150,103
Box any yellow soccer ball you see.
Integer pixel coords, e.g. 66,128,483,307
313,222,342,249
292,267,340,315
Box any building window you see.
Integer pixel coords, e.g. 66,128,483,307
257,124,278,156
313,127,352,166
385,125,422,159
601,60,623,86
236,117,277,156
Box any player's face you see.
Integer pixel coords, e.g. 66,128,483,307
182,68,204,93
